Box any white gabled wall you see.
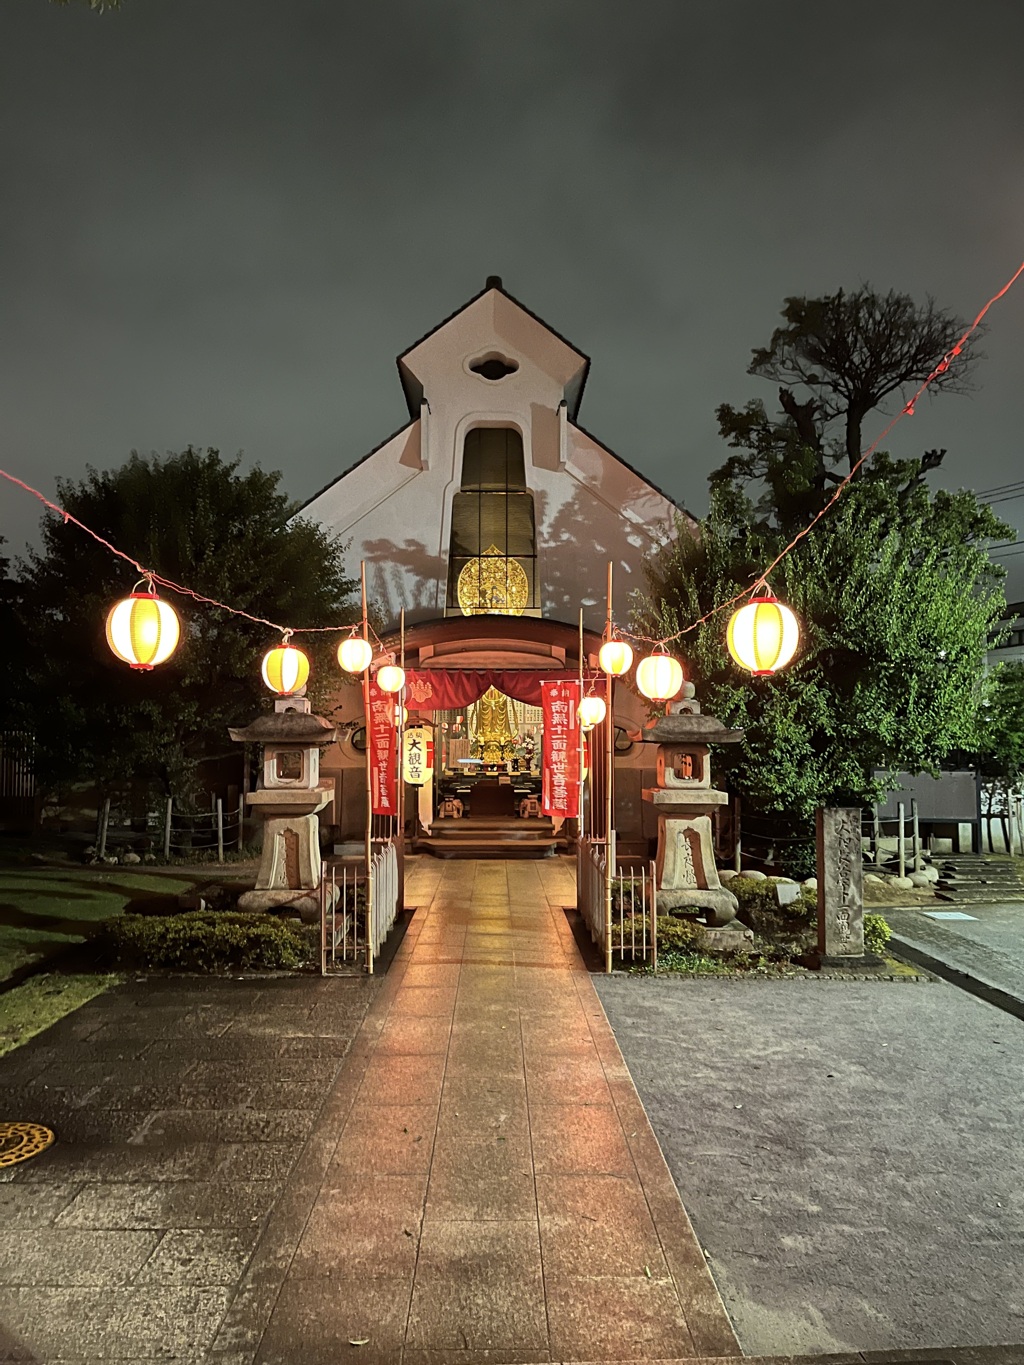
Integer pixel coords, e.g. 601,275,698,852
300,286,684,630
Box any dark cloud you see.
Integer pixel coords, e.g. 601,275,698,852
1,0,1022,594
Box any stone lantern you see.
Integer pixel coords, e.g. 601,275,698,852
229,694,338,919
641,683,748,943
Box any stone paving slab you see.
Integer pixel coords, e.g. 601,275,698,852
595,973,1024,1359
0,972,378,1362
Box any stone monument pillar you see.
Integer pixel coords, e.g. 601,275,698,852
641,685,747,938
228,695,338,921
814,806,881,966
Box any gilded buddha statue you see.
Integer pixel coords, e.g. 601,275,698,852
469,687,519,765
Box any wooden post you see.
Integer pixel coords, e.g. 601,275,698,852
236,796,244,852
897,801,906,879
216,799,224,864
872,804,883,864
604,563,616,973
733,794,742,872
97,796,110,859
162,796,173,860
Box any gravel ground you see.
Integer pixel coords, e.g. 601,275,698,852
595,972,1024,1359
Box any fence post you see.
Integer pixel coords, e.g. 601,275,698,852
897,801,906,879
163,796,173,860
872,805,882,863
733,795,742,873
236,796,245,852
911,798,922,872
604,832,615,974
97,796,110,859
650,859,658,973
216,799,224,864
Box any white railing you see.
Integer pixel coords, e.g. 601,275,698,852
320,859,359,974
577,836,658,972
368,838,399,971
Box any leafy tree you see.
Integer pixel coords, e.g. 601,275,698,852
12,447,358,807
977,661,1024,842
636,288,1011,823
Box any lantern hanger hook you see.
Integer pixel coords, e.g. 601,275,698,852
132,575,157,597
281,628,294,646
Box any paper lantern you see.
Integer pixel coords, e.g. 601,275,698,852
578,695,607,729
261,644,310,695
636,650,684,702
598,638,633,677
105,590,180,670
376,664,406,694
338,635,373,674
727,591,800,675
402,724,434,786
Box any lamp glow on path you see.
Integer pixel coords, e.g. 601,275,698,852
261,643,310,695
106,589,180,670
338,634,373,674
727,590,800,675
636,648,684,702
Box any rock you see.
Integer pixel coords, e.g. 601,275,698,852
718,869,738,882
83,844,96,858
890,876,915,891
802,877,818,891
177,892,207,912
909,872,932,888
774,876,797,884
864,873,883,884
142,852,157,864
921,865,940,883
121,851,142,865
742,870,768,881
102,856,119,866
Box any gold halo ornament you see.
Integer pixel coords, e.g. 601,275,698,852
726,589,800,676
578,695,607,730
338,634,373,674
598,638,633,677
105,588,180,670
457,545,529,616
261,643,310,695
636,648,685,702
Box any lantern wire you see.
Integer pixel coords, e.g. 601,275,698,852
0,466,385,650
622,257,1024,649
1,256,1022,661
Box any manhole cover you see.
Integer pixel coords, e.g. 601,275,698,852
0,1122,56,1168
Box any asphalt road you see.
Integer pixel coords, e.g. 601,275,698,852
887,901,1024,1004
595,973,1024,1359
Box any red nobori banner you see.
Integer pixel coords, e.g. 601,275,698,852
367,678,398,816
541,678,582,819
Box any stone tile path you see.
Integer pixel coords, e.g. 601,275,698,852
0,857,738,1363
219,858,738,1364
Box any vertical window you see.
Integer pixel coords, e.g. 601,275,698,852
447,428,538,613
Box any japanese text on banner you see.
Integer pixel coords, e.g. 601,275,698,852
367,678,397,816
541,678,582,819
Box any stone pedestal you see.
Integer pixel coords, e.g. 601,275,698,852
641,692,744,929
228,696,339,923
813,806,882,967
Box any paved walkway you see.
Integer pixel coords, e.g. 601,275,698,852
886,900,1024,1009
213,857,739,1364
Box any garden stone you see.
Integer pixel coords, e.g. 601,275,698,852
122,851,142,865
891,875,914,891
742,869,768,881
718,868,737,882
802,876,817,890
909,872,932,888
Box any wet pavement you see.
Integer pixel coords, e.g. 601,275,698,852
594,972,1024,1360
0,858,738,1363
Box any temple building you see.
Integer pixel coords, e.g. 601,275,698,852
300,278,693,856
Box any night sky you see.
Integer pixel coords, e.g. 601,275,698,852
2,0,1022,596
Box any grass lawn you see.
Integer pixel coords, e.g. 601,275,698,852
0,971,124,1057
0,864,201,985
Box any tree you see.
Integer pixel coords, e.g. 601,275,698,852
718,285,977,489
977,662,1024,845
636,288,1012,824
11,447,358,807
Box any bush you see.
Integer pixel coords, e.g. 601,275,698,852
617,914,710,953
863,912,891,957
98,911,318,973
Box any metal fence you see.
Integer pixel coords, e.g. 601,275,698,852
368,838,400,970
322,837,400,976
577,834,657,971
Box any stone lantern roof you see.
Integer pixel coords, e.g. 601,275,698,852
228,711,337,746
642,712,744,745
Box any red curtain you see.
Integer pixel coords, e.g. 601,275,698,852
404,669,599,711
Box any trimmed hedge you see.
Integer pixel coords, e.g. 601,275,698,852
617,914,710,953
730,875,815,928
98,911,318,973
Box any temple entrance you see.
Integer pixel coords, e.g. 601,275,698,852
414,685,561,859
